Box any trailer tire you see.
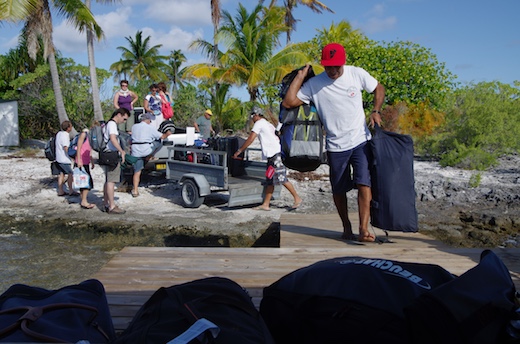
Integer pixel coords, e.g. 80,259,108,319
181,179,204,208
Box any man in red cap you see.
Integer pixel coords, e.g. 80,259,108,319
282,43,385,242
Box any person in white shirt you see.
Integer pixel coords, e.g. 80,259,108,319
55,120,77,197
102,108,130,214
130,113,171,197
282,43,385,242
232,107,302,211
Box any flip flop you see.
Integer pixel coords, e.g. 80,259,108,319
359,233,376,243
80,204,96,209
253,206,270,211
290,199,303,210
69,192,80,197
341,233,365,245
57,193,66,197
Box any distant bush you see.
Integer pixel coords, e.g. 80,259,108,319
421,81,520,169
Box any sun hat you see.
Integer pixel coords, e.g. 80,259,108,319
321,43,346,66
205,109,213,116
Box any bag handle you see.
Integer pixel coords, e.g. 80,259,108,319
0,303,111,343
167,318,220,344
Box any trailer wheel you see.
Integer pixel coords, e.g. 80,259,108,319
181,179,204,208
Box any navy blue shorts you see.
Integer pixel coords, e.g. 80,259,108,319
327,142,371,194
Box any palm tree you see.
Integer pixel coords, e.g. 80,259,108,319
0,0,39,21
210,0,220,67
110,30,168,83
186,4,308,102
3,0,102,126
166,49,186,97
271,0,334,44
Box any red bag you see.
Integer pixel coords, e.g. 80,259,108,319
161,94,174,119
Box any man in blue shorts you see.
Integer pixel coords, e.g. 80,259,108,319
282,43,385,242
130,113,172,197
55,120,77,197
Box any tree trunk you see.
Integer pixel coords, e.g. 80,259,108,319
87,29,103,122
47,52,70,125
85,0,103,123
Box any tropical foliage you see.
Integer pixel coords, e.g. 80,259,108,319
422,81,520,169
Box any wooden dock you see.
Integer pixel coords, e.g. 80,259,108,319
93,213,520,332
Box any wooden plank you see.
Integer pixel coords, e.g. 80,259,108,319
93,213,520,333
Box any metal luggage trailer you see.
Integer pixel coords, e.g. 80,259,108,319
165,146,281,208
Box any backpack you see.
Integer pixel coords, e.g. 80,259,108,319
278,66,324,172
68,134,80,158
44,136,56,161
0,279,116,343
115,277,275,344
260,256,455,344
89,122,107,153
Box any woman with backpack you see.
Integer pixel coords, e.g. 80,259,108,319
75,128,95,209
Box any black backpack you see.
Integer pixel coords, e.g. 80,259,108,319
115,277,275,344
44,136,56,161
260,256,455,344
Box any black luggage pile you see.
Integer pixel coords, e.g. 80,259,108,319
1,251,519,343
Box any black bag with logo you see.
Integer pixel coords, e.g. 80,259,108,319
115,277,275,344
260,256,455,344
0,279,116,343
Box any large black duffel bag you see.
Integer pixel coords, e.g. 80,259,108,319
260,256,455,344
115,277,275,344
261,251,520,344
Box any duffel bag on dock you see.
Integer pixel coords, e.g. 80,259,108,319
260,256,455,344
114,277,275,344
0,279,116,343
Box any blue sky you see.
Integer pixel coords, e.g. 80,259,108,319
1,0,519,101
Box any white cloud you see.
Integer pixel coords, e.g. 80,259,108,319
53,21,86,54
358,4,397,34
94,7,135,40
132,0,212,26
0,33,20,52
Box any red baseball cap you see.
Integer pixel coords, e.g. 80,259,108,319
321,43,346,66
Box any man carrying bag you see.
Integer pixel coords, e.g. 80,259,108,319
99,108,129,214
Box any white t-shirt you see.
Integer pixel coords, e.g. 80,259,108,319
55,130,71,164
131,121,162,157
297,65,378,152
104,120,119,152
251,118,280,159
